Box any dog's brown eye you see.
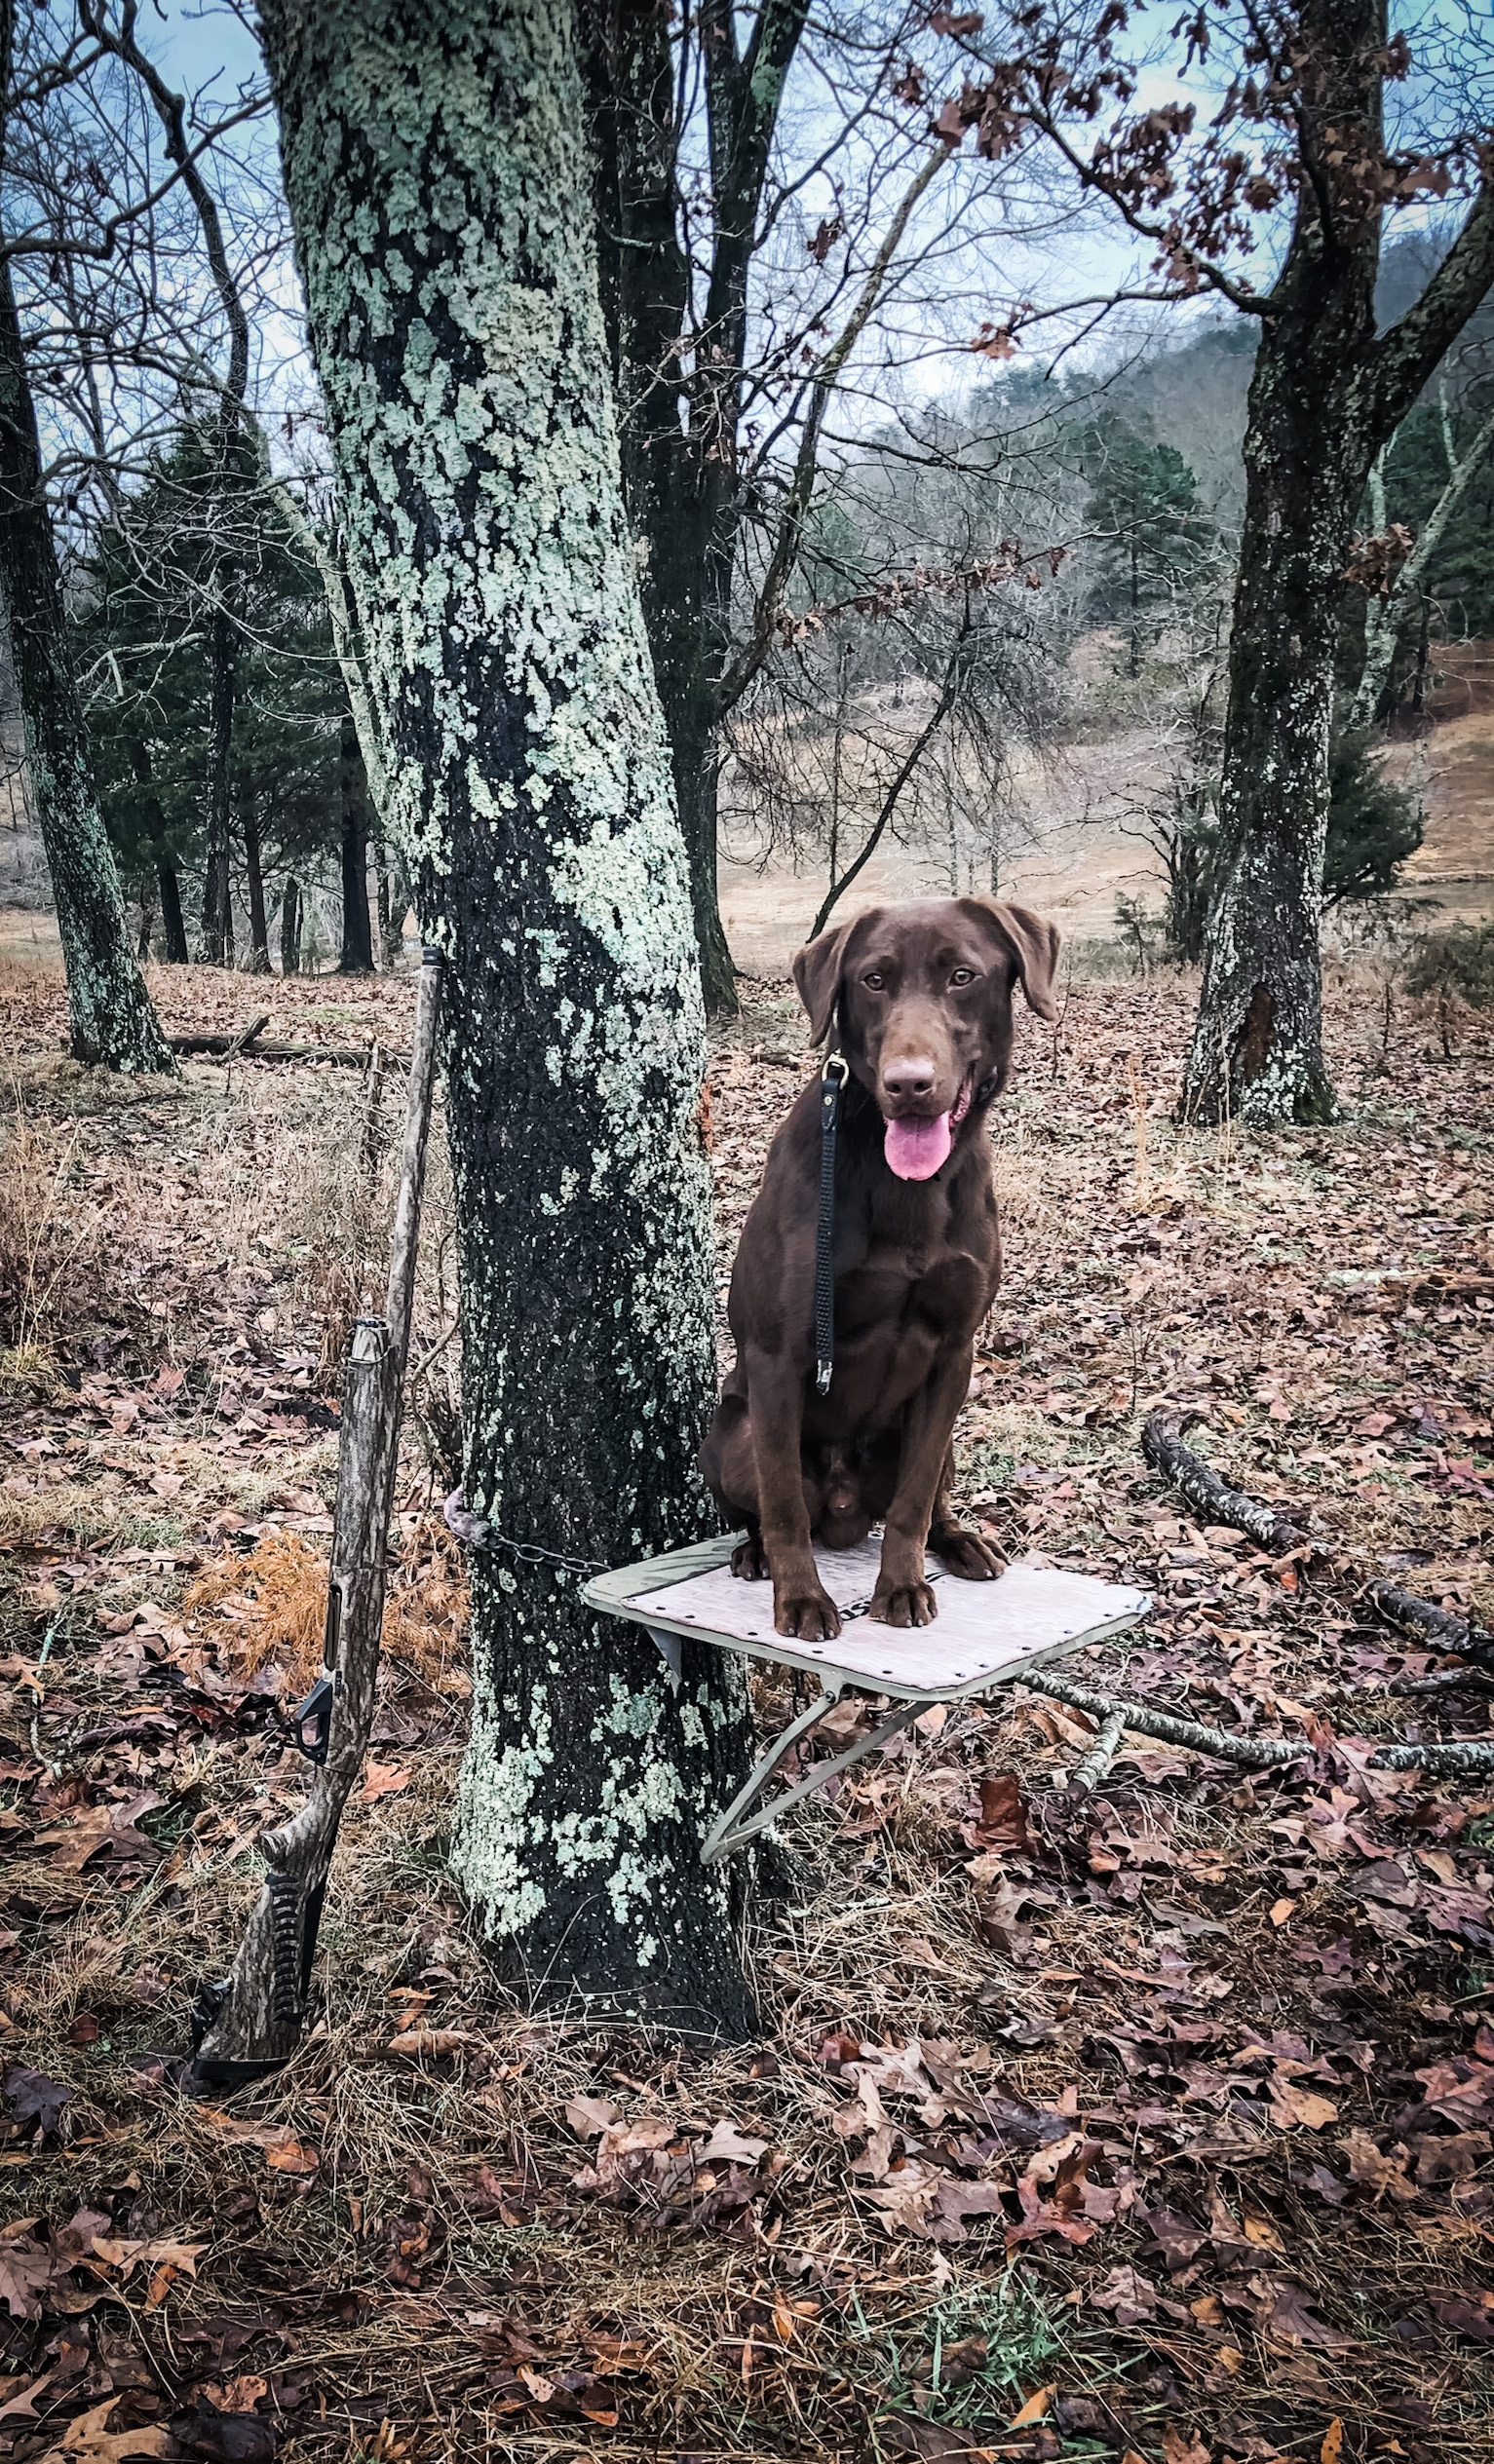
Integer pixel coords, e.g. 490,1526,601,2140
862,970,884,991
950,967,976,986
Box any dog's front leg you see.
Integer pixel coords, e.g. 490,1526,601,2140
870,1345,975,1628
745,1347,841,1642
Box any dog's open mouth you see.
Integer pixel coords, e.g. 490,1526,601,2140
883,1072,976,1182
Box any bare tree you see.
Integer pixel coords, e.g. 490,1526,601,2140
587,4,1092,1007
917,0,1494,1124
0,0,172,1071
1349,379,1494,729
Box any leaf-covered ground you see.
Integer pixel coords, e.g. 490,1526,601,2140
1,953,1491,2464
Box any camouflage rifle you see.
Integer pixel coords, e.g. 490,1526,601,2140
189,948,443,2086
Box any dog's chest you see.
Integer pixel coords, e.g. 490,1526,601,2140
837,1192,989,1339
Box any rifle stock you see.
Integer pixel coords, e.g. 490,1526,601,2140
189,949,443,2087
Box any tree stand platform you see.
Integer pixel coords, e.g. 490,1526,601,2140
583,1539,1150,1861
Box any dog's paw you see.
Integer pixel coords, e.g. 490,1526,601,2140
731,1533,770,1580
774,1585,842,1643
869,1580,939,1629
930,1524,1004,1581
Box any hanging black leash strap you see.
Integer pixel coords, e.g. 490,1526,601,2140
815,1051,849,1395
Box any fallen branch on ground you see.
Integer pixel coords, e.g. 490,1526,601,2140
1391,1664,1494,1694
1368,1739,1494,1774
222,1010,270,1063
1069,1702,1127,1793
1366,1578,1494,1670
1023,1665,1310,1771
169,1030,409,1068
1142,1414,1494,1770
1140,1415,1304,1553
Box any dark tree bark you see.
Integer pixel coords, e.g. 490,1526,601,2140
586,0,810,1015
202,601,236,967
0,9,173,1072
374,833,409,968
81,2,254,979
158,864,189,963
242,785,270,974
337,711,373,973
280,877,301,977
1180,4,1494,1124
259,0,758,2034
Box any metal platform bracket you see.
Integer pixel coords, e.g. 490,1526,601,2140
582,1537,1149,1862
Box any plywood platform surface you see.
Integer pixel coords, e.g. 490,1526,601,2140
587,1535,1149,1700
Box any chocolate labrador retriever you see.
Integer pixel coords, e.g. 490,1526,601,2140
699,897,1060,1642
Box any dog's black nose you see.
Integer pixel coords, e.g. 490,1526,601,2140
881,1054,937,1100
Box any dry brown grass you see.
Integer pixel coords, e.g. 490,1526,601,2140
184,1527,470,1691
0,1081,101,1372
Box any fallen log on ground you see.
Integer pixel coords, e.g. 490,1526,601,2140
1391,1664,1494,1695
1365,1578,1494,1670
222,1010,270,1063
1141,1414,1494,1773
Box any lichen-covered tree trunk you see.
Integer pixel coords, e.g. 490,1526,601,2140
259,0,758,2034
1180,0,1494,1127
0,244,173,1071
1178,324,1357,1127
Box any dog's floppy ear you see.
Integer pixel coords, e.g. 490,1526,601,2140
961,898,1061,1021
791,913,867,1045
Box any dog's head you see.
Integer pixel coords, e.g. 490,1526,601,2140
791,898,1060,1180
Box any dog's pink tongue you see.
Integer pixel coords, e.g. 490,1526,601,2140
884,1112,952,1181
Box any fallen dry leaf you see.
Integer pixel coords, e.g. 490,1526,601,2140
262,2135,319,2176
36,2397,172,2464
1162,2428,1209,2464
385,2028,471,2058
203,2378,269,2415
1091,2264,1157,2325
0,2369,57,2421
1253,2275,1356,2351
1269,2078,1339,2130
698,2118,768,2166
89,2234,207,2309
1339,2128,1417,2202
564,2096,620,2139
358,1761,410,1803
0,2239,54,2321
1009,2383,1055,2427
1321,2422,1344,2464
